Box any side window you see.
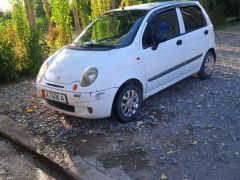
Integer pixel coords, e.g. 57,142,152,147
180,6,206,33
142,9,179,49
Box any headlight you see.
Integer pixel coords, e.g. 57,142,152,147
80,67,98,87
38,61,48,77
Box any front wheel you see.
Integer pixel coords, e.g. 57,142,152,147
114,85,142,123
198,51,216,79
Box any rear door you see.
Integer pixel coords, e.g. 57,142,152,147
179,5,210,73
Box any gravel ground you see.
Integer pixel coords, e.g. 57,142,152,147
0,137,68,180
0,25,239,180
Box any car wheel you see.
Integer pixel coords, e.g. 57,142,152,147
198,51,216,79
114,85,142,123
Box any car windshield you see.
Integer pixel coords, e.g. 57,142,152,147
72,10,147,49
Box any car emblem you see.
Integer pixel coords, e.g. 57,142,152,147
55,76,61,81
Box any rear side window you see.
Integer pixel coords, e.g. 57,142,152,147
142,9,179,49
180,6,206,33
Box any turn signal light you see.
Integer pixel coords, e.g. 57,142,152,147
41,89,45,98
73,84,78,91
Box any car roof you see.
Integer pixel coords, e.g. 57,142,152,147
112,1,198,11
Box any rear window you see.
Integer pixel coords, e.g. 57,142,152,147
180,6,206,33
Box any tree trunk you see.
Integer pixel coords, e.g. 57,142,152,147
24,0,36,29
72,0,81,34
120,0,125,8
42,0,52,32
111,0,115,9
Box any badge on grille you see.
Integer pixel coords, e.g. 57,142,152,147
55,76,61,81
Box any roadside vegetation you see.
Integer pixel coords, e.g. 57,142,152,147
0,0,239,83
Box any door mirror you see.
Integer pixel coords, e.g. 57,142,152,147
152,34,167,50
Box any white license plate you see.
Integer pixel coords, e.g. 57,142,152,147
45,90,67,104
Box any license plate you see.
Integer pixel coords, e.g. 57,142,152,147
44,90,67,104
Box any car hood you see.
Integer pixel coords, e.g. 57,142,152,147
45,47,117,84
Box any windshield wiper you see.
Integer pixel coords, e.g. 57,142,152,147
82,43,115,48
67,43,115,50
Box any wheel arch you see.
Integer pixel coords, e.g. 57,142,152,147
111,78,144,115
207,48,217,61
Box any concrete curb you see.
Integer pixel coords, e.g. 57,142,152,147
0,115,116,180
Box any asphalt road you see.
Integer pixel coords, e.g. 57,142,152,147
0,137,70,180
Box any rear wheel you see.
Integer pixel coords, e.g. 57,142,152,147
114,85,142,123
198,51,216,79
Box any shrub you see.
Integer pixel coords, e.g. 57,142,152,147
0,20,18,82
27,28,49,74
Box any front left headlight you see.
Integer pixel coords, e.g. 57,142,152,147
80,67,98,87
38,61,48,78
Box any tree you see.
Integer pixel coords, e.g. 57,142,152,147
42,0,52,31
23,0,36,28
12,0,30,72
72,0,81,34
49,0,72,49
77,0,91,28
91,0,111,19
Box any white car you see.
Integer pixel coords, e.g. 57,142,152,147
36,1,216,123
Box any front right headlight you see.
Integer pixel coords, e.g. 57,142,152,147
38,61,48,78
80,67,98,87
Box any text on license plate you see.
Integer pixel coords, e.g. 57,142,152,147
45,90,67,104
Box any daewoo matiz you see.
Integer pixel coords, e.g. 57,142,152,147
36,1,216,123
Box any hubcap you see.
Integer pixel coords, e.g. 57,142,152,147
120,90,140,117
204,55,215,75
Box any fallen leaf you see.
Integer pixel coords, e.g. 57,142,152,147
88,130,94,134
235,152,239,156
160,174,167,180
185,130,189,135
166,150,173,156
191,140,198,145
26,108,33,113
82,140,87,143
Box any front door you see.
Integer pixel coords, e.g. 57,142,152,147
141,8,187,95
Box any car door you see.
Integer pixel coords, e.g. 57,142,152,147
179,5,210,74
141,8,187,96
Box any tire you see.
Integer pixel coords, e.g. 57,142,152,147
198,51,216,79
114,85,142,123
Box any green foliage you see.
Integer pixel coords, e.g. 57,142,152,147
91,0,111,19
0,20,18,82
27,29,49,74
76,0,92,28
12,0,30,72
0,0,49,83
49,0,72,50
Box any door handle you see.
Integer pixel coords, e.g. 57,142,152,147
204,30,209,35
176,40,182,46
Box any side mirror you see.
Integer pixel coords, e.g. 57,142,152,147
152,34,167,50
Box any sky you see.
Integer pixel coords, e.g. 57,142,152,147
0,0,12,12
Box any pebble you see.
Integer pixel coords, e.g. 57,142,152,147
117,138,124,143
137,121,144,126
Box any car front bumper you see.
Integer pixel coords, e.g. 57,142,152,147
36,78,118,119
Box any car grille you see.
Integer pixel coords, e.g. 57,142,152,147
47,100,75,112
46,83,64,88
